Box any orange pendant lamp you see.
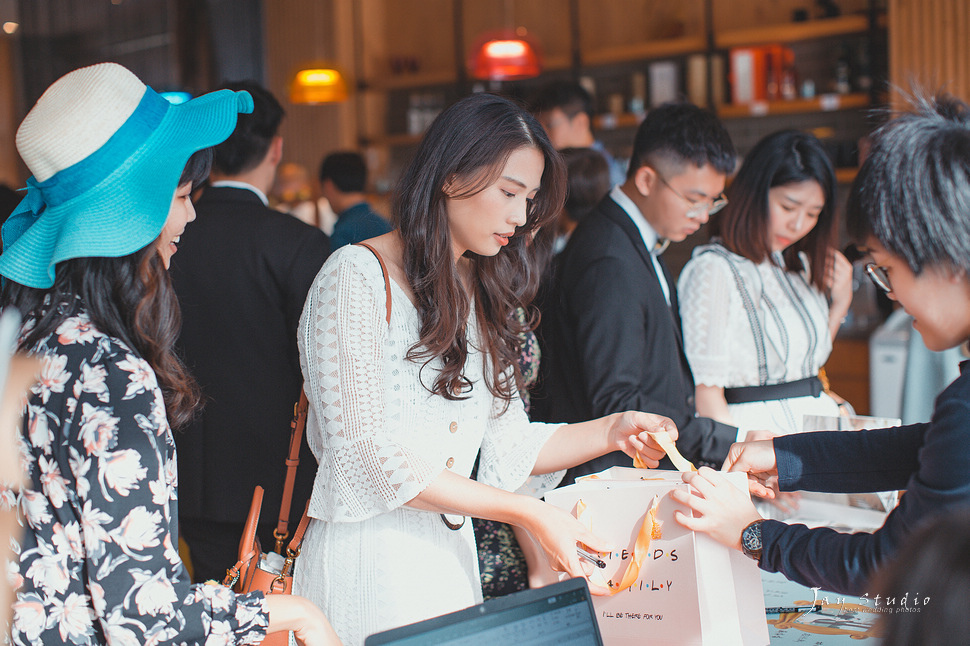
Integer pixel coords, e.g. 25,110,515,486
470,28,542,82
290,66,349,104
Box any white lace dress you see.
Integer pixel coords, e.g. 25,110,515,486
678,243,841,439
293,245,563,645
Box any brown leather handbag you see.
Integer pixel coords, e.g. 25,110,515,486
223,392,311,645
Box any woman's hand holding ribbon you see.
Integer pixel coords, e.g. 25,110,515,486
609,411,679,469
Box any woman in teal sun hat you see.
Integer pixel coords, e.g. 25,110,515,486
0,63,341,645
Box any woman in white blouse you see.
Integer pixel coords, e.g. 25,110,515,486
678,129,853,440
293,93,676,645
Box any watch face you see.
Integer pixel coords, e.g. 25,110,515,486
742,521,762,552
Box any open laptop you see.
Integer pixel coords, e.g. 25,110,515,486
364,577,604,646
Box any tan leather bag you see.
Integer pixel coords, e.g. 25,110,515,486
223,393,310,645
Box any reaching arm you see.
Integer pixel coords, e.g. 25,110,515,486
530,411,676,475
406,469,612,593
679,406,957,595
824,249,854,341
561,248,736,466
266,595,342,646
694,384,734,427
407,411,676,593
775,425,924,493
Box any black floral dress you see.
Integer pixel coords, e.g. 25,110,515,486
4,313,269,644
473,314,541,600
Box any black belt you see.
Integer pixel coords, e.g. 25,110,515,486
723,376,823,404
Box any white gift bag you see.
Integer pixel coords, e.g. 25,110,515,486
544,468,769,646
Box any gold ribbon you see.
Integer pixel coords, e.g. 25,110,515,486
577,495,663,595
633,431,697,472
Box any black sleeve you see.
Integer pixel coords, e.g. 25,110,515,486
563,251,736,467
775,425,925,493
761,390,970,594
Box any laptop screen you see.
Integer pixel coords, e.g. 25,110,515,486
364,578,603,646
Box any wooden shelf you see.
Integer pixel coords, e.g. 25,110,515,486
542,54,573,73
583,36,706,66
364,70,456,91
592,111,645,131
835,167,859,184
717,92,870,119
715,14,877,49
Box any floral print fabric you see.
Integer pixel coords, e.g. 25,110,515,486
2,312,268,644
473,317,542,600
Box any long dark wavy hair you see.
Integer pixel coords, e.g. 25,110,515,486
712,129,836,291
0,150,211,429
392,93,566,406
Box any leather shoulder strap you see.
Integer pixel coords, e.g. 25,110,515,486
275,391,309,545
355,241,392,324
274,243,392,543
287,502,313,555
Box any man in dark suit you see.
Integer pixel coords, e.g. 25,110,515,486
534,102,738,482
171,81,330,582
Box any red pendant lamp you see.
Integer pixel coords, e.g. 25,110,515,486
470,27,542,82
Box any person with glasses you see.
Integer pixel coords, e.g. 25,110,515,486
678,130,853,442
669,92,970,596
533,102,740,479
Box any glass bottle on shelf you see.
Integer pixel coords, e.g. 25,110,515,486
407,93,423,135
855,42,872,93
781,64,797,101
834,47,851,94
629,72,646,115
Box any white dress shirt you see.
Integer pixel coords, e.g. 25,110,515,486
609,185,671,305
209,180,269,206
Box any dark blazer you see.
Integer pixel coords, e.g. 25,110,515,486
762,362,970,594
533,194,736,480
171,186,330,528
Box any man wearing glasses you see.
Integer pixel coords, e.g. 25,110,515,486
533,102,739,479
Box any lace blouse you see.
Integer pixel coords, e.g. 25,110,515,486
3,312,268,645
678,243,841,437
294,245,562,645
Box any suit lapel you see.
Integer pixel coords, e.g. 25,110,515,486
657,255,684,346
599,197,655,274
599,197,685,347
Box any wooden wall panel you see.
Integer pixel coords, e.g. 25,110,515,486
577,0,705,54
361,0,455,81
710,0,869,34
263,0,356,175
0,35,22,187
889,0,970,105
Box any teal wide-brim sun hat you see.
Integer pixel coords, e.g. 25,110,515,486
0,62,254,289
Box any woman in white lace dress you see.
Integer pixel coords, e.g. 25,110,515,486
294,93,677,645
678,130,853,440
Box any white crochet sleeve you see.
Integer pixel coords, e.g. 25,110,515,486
477,378,564,497
678,250,740,387
298,247,438,522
